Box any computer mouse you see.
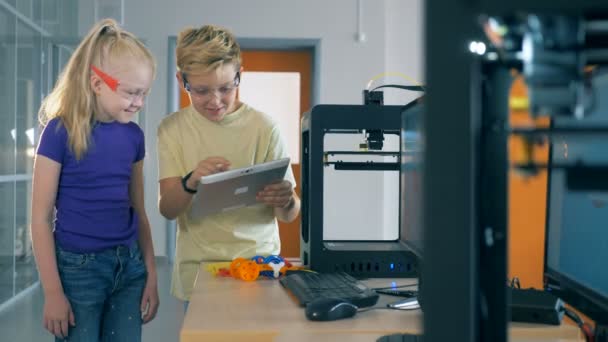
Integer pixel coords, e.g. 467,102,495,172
305,297,359,321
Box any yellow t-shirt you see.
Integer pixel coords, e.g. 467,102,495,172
157,103,296,300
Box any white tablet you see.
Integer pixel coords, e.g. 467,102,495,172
189,157,291,219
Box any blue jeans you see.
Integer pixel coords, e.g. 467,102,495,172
55,243,147,342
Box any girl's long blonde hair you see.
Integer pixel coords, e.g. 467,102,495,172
39,18,156,160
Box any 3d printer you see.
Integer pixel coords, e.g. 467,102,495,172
299,88,424,278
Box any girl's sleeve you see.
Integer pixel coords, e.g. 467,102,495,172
36,118,67,164
134,125,146,163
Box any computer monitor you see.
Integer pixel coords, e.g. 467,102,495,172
374,94,426,342
544,73,608,328
400,96,424,261
398,96,426,315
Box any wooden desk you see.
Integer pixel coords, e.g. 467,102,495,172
181,264,582,342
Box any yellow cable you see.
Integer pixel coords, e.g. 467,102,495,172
366,72,425,91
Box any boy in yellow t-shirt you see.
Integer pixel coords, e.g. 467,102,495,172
157,24,300,303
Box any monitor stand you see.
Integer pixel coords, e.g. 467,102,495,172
376,334,422,342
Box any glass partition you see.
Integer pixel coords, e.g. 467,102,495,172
0,6,16,176
0,0,78,308
0,4,17,305
0,182,16,304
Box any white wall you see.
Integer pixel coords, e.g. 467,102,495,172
79,0,424,256
385,0,424,106
384,0,424,239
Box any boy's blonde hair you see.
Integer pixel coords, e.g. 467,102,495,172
176,24,241,75
39,18,156,160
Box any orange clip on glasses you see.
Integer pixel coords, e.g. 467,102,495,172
91,65,148,103
91,65,119,91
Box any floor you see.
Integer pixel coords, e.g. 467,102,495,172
0,257,185,342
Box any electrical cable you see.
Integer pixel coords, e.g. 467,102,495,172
372,283,418,291
562,306,595,342
358,304,420,313
371,84,425,92
365,72,425,91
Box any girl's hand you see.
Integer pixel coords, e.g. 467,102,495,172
140,277,159,324
43,291,75,338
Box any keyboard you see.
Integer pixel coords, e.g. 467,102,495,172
279,271,379,308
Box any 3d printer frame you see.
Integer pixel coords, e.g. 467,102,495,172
300,104,418,278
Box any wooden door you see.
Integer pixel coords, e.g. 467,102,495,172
508,76,550,289
241,50,312,257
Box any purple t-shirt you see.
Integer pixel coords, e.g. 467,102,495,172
36,118,145,253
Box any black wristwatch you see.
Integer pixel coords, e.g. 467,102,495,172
181,171,198,194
